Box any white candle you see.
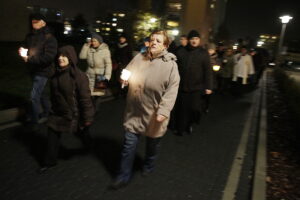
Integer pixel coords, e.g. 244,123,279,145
20,47,28,57
120,69,132,88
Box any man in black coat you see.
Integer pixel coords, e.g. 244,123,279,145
174,30,213,136
19,13,58,125
39,45,94,173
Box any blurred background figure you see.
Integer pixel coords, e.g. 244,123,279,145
232,46,255,95
79,33,112,104
18,13,57,129
140,37,150,54
167,34,177,54
113,33,133,98
39,45,94,174
219,48,235,94
111,30,180,190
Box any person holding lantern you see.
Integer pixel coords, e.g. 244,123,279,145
18,13,58,128
111,30,180,189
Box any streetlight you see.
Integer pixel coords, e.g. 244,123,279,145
278,15,293,55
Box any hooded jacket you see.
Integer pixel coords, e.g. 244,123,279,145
123,50,180,138
47,46,94,133
25,26,58,77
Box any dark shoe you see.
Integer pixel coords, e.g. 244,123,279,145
37,164,56,174
109,180,128,190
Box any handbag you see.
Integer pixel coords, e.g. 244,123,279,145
94,74,108,92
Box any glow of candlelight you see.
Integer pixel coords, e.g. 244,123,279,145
20,48,28,57
120,69,132,88
213,65,220,71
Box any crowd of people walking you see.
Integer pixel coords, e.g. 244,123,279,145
18,13,268,190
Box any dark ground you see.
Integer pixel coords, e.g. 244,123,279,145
266,71,300,200
0,90,258,200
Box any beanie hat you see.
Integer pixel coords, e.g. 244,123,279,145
91,33,103,43
187,30,200,39
30,13,47,22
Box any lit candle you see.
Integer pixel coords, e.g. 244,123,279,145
120,69,132,88
213,65,220,71
20,47,28,57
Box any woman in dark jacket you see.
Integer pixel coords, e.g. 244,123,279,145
39,45,94,173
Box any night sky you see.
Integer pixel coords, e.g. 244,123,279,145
225,0,300,41
24,0,299,41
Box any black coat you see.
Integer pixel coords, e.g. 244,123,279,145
25,26,58,77
115,43,133,67
176,45,213,93
47,46,94,133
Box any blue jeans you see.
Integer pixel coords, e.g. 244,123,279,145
116,131,162,182
29,75,50,123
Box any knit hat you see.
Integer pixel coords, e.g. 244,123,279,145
187,30,201,39
30,13,47,22
91,33,103,43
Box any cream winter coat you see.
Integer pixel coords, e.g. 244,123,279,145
232,53,255,84
79,43,112,95
123,50,180,138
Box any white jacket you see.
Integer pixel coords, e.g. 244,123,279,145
79,43,112,80
232,53,255,84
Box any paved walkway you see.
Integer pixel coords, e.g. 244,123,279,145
0,88,260,200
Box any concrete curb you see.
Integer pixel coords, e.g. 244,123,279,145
251,70,268,200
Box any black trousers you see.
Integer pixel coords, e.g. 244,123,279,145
44,127,90,166
44,128,61,166
175,91,203,133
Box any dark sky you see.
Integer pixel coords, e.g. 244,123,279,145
225,0,300,41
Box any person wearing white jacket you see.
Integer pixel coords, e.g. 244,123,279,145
79,33,112,97
232,47,255,85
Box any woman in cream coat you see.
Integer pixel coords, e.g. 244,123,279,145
111,30,180,189
79,33,112,97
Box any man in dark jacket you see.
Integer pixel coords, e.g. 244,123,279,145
174,30,213,136
114,33,133,97
19,13,58,125
38,45,94,173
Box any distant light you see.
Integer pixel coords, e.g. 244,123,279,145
56,13,61,16
149,18,157,23
105,27,111,31
96,20,101,24
65,27,71,31
118,13,125,17
210,4,215,9
171,29,179,36
112,18,117,21
95,28,100,32
167,21,179,27
64,31,69,35
80,29,85,32
117,28,124,32
272,36,277,39
257,41,264,47
268,62,276,66
280,15,293,24
106,22,110,25
112,23,117,27
233,45,238,50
